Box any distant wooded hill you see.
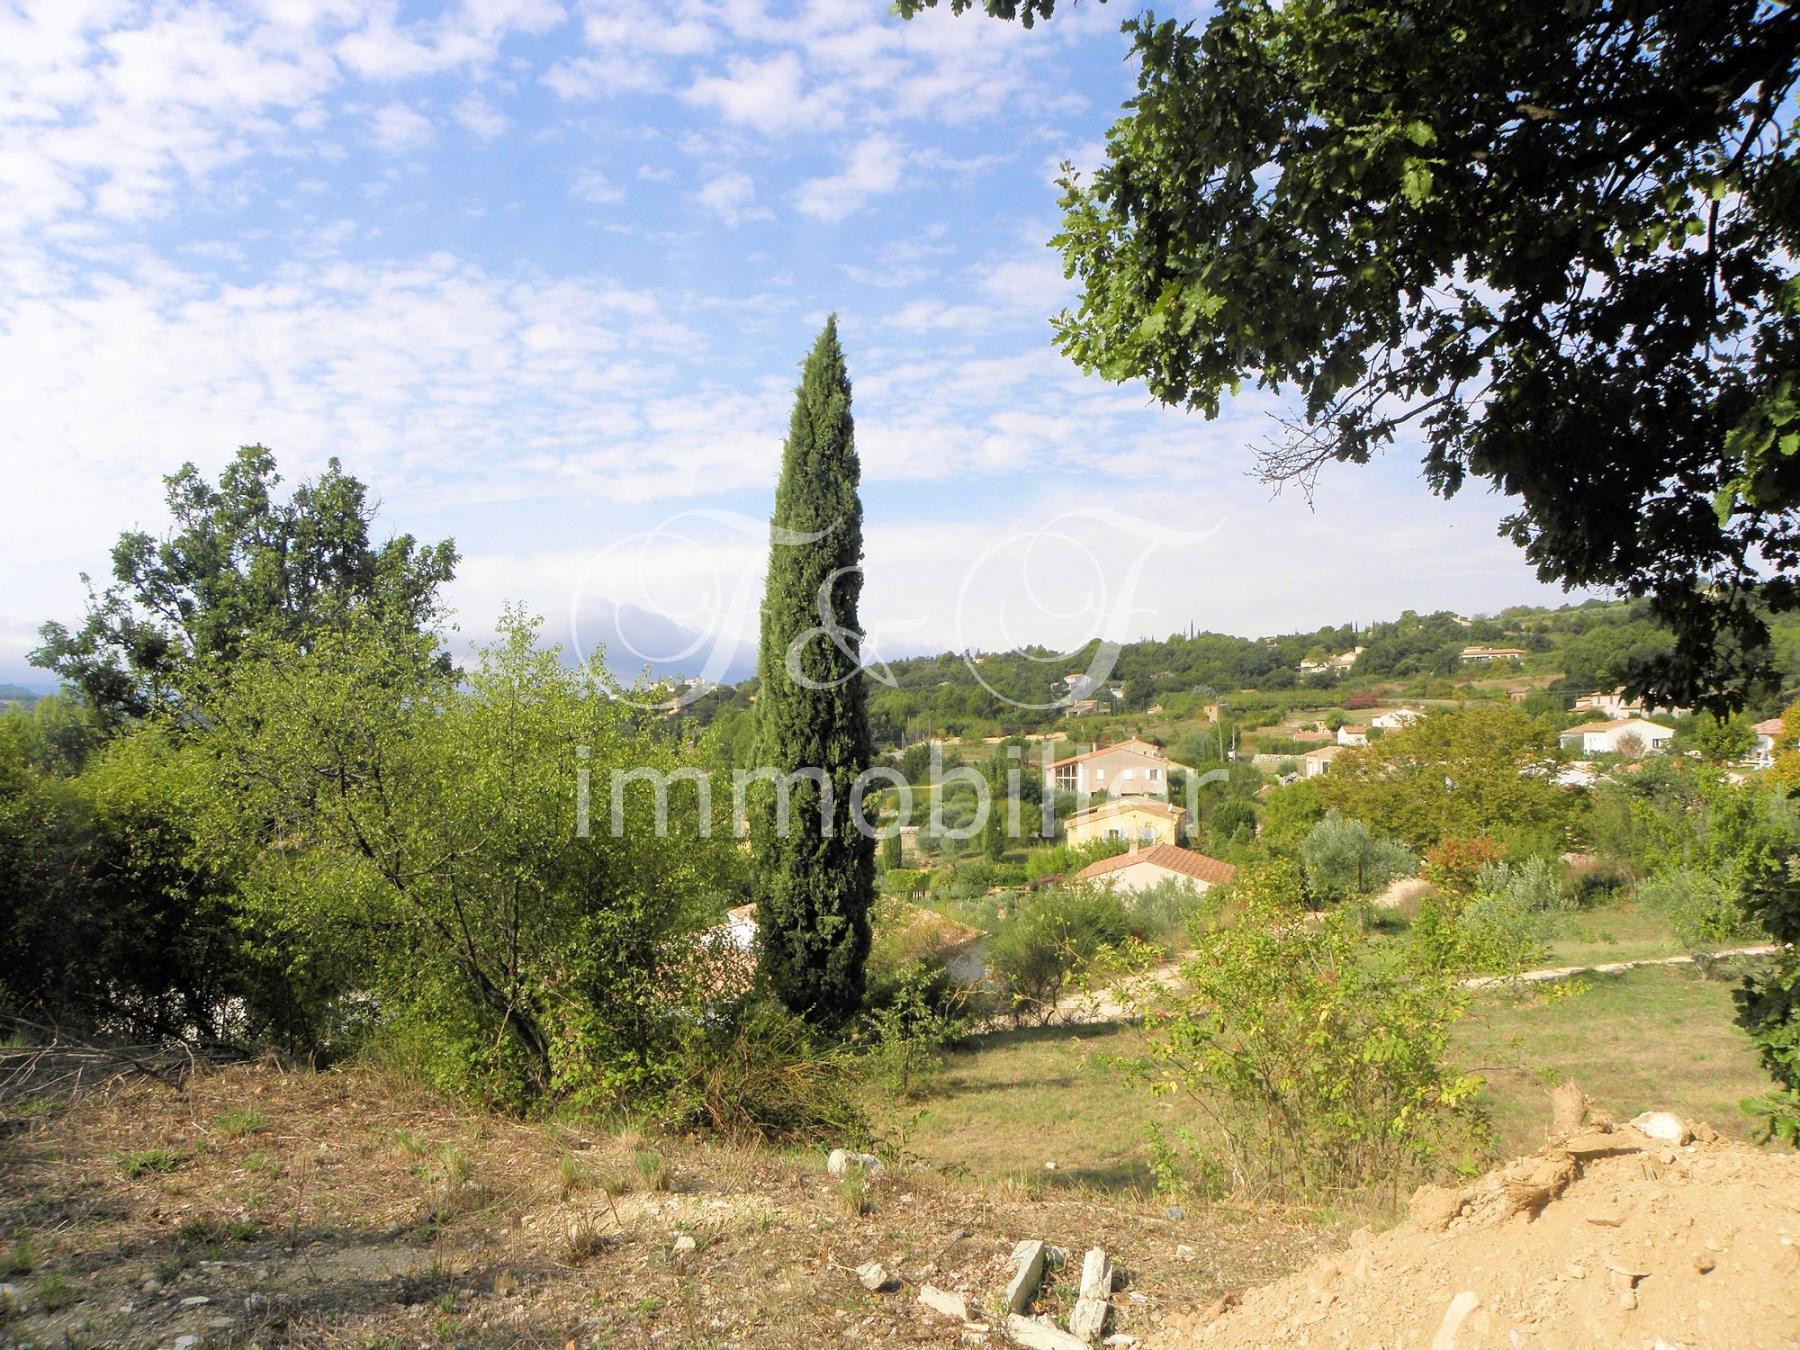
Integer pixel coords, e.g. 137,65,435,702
676,597,1800,751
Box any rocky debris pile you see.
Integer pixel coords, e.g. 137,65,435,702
1151,1105,1800,1348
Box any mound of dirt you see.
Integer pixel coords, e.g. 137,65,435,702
1153,1103,1800,1348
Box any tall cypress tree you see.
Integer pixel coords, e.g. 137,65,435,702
752,317,874,1024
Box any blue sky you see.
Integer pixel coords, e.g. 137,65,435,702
0,0,1590,688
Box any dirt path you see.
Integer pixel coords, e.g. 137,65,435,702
1052,944,1780,1026
1461,944,1776,991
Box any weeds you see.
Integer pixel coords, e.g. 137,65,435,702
563,1215,616,1264
0,1238,36,1278
633,1149,669,1193
177,1217,263,1244
116,1147,182,1178
214,1106,268,1139
835,1172,872,1217
558,1151,594,1200
36,1272,77,1312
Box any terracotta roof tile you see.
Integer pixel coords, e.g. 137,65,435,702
1075,845,1237,888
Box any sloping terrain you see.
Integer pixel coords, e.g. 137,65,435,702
1154,1106,1800,1349
0,1064,1327,1348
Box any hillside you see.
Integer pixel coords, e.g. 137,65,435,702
677,597,1800,752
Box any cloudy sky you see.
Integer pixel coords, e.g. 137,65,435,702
0,0,1589,688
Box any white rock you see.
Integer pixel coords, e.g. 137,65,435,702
1004,1240,1047,1314
921,1285,971,1321
1102,1337,1138,1348
1428,1290,1480,1350
179,1295,212,1307
1631,1111,1693,1146
857,1261,894,1292
828,1149,884,1177
1004,1312,1088,1350
1069,1248,1114,1343
174,1339,200,1350
672,1234,697,1253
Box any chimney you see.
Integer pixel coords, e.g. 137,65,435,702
1128,837,1140,856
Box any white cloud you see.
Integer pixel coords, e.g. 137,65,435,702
693,170,766,226
453,90,510,139
370,101,434,150
336,0,566,79
791,134,904,221
570,166,625,203
684,52,839,135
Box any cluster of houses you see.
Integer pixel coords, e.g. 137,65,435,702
1044,737,1237,894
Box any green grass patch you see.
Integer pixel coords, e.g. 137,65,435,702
0,1237,37,1278
36,1272,77,1312
115,1147,183,1179
1455,962,1778,1156
891,961,1783,1193
213,1106,268,1139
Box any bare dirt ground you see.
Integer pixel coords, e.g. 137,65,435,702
0,1063,1330,1348
1153,1098,1800,1349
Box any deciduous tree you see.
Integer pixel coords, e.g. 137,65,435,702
902,0,1800,710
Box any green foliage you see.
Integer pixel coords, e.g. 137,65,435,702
856,959,971,1101
1318,708,1569,852
985,885,1131,1026
663,999,869,1146
116,1147,183,1178
1298,810,1416,905
32,446,455,725
1736,855,1800,1145
1145,860,1486,1199
202,612,733,1109
1637,869,1759,949
752,319,876,1026
1024,835,1125,881
908,0,1800,709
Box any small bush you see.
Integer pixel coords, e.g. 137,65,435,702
1146,859,1487,1201
986,885,1131,1026
1121,877,1209,949
1639,868,1757,947
857,959,973,1101
663,1000,868,1146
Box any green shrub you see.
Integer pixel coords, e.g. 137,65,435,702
986,886,1131,1026
663,1000,868,1146
856,960,972,1100
1121,877,1210,949
1145,860,1486,1200
1475,855,1573,914
1638,868,1758,947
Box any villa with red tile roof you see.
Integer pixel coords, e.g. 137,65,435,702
1046,737,1190,800
1075,842,1237,895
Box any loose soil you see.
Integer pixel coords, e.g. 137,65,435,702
0,1063,1327,1348
1153,1100,1800,1349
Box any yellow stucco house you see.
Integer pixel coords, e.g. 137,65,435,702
1063,797,1188,849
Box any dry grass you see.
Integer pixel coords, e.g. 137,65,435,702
0,1061,1328,1347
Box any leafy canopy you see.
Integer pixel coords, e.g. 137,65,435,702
34,446,456,723
901,0,1800,711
